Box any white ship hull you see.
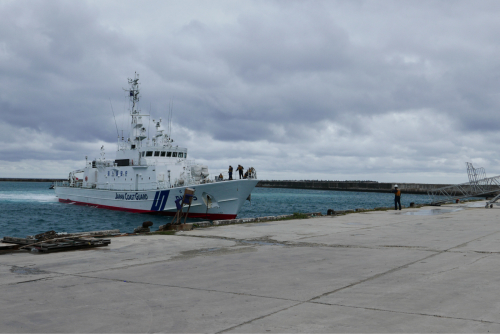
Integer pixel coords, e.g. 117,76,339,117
55,179,258,220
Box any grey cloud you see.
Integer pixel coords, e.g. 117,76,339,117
0,0,135,141
2,0,500,181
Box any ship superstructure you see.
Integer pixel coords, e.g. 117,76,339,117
55,73,258,219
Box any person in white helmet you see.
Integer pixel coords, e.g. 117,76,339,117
392,185,401,210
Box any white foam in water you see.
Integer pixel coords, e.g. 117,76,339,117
0,192,58,202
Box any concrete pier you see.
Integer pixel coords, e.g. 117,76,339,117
2,202,500,332
257,180,451,194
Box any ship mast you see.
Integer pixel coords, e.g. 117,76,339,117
127,72,149,149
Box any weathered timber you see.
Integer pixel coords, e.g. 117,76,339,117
3,234,111,253
0,243,19,250
29,238,111,252
256,180,452,195
2,237,33,245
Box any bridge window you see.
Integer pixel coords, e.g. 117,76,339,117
166,151,172,157
154,151,160,157
141,152,145,157
185,153,187,158
146,151,153,157
160,151,166,157
178,152,184,158
172,152,177,157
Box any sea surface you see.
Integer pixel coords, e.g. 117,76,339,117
1,181,444,238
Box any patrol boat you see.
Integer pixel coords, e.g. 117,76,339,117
54,73,258,219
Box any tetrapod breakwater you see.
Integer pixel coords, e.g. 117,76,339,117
256,180,451,195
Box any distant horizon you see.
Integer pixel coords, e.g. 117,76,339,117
0,177,453,186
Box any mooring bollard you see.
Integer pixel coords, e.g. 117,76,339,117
142,221,153,228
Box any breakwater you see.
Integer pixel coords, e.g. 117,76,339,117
0,178,65,182
256,180,451,195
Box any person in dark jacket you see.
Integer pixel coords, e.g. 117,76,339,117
392,185,401,210
228,166,233,180
237,165,244,179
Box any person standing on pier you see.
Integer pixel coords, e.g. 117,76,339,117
228,165,233,180
393,185,402,210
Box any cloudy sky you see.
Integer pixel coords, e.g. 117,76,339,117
1,0,500,183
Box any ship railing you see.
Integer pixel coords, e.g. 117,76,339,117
216,167,257,180
54,180,84,188
54,181,70,187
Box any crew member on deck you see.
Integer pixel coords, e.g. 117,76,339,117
243,170,249,179
219,173,223,181
237,165,244,179
392,185,402,210
228,165,233,180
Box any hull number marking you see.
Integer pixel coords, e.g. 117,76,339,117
151,190,170,211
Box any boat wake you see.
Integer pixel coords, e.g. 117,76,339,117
0,193,58,203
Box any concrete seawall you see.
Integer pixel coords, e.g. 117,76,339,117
257,180,451,195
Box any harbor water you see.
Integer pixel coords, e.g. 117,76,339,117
1,181,443,238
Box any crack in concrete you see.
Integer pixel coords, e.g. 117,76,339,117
446,231,500,251
179,234,442,253
463,254,491,266
65,273,306,304
215,302,304,334
433,266,460,275
7,276,60,285
309,251,444,302
471,250,500,254
311,301,500,325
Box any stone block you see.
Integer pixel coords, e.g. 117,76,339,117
166,224,193,231
195,221,212,227
133,227,150,233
